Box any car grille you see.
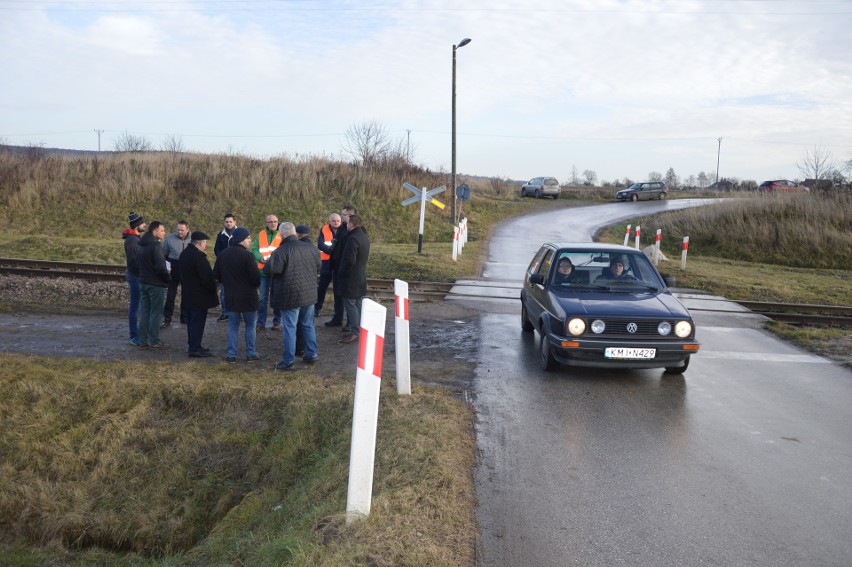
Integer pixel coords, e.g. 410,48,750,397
584,318,680,338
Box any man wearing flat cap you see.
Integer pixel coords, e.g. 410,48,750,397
179,231,219,358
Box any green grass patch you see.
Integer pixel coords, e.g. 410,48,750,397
0,355,475,566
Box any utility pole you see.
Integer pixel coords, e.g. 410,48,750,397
715,137,722,184
94,129,104,152
406,129,411,161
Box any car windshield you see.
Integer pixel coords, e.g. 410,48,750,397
627,183,642,190
549,249,664,290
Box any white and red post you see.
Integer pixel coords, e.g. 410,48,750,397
654,229,662,265
623,224,632,246
634,225,641,250
452,226,459,261
345,298,388,525
394,280,411,396
461,217,467,249
680,236,689,271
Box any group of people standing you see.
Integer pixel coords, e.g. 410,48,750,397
121,206,370,371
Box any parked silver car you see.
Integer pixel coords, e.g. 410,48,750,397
616,181,667,201
521,177,561,199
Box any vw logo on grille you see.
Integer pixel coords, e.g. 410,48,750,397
626,322,638,334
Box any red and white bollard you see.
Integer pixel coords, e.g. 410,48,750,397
394,279,411,396
345,298,387,525
654,229,662,265
634,225,641,250
461,217,468,249
623,224,632,246
680,236,689,271
452,226,459,261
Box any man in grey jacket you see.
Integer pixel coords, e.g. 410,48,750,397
162,220,191,327
265,222,321,371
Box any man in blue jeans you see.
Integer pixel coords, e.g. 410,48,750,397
213,227,268,363
264,222,321,371
122,211,146,346
252,214,283,332
135,220,171,350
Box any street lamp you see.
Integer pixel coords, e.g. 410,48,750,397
452,37,471,226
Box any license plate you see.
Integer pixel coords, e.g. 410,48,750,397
604,347,656,359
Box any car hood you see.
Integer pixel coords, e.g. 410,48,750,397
552,289,692,319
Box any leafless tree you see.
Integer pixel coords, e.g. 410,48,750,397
113,131,153,153
797,145,836,183
582,169,597,186
647,171,663,182
571,165,579,185
342,120,392,166
160,134,185,154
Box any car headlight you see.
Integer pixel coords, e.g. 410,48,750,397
674,321,692,338
567,318,586,336
591,319,606,334
658,321,672,336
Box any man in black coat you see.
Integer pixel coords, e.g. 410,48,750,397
325,205,357,328
179,232,219,358
213,213,239,321
136,220,171,350
265,222,321,371
337,214,370,344
212,228,267,363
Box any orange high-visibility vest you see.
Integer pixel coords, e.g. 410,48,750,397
257,229,283,270
320,224,334,261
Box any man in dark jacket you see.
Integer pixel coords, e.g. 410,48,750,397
213,213,239,321
136,220,171,350
179,232,219,358
325,205,356,328
337,214,370,344
315,212,341,316
213,227,267,363
123,211,146,346
265,222,321,371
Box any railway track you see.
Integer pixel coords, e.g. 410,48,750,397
0,257,455,303
1,258,850,327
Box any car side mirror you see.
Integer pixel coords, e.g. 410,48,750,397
662,275,676,287
530,274,544,285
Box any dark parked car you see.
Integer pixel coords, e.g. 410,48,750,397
758,180,808,193
521,177,561,199
615,181,667,201
520,243,699,373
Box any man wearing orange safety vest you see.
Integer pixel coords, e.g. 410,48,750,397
315,212,342,316
252,214,283,332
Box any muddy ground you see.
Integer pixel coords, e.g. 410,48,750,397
0,275,482,391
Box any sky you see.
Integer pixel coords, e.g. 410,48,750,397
1,0,851,185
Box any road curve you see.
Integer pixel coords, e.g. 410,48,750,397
461,199,852,567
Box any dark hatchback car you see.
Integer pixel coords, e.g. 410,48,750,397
758,179,808,193
615,181,667,201
520,243,699,373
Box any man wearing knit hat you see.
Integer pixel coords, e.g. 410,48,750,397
179,231,219,358
123,211,146,346
213,227,268,363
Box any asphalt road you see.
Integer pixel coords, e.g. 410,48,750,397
454,199,852,566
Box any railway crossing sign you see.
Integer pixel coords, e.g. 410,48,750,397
402,182,447,253
402,182,446,209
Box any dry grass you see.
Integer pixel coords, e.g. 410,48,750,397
0,354,475,566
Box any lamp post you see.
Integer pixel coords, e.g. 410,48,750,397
452,37,471,226
715,137,722,184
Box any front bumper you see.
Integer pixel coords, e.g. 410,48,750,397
547,333,698,369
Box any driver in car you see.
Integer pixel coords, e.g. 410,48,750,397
553,257,582,285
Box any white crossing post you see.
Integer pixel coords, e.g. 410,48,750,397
394,280,411,396
680,236,689,271
634,225,641,250
654,229,662,265
452,226,459,261
345,298,387,525
623,224,632,246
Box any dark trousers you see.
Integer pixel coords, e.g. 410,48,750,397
163,259,186,323
185,308,208,354
316,266,333,313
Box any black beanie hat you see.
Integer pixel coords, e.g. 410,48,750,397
128,211,145,229
230,227,251,245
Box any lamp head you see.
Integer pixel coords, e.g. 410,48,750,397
456,38,471,48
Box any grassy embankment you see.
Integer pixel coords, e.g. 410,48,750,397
594,191,852,363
